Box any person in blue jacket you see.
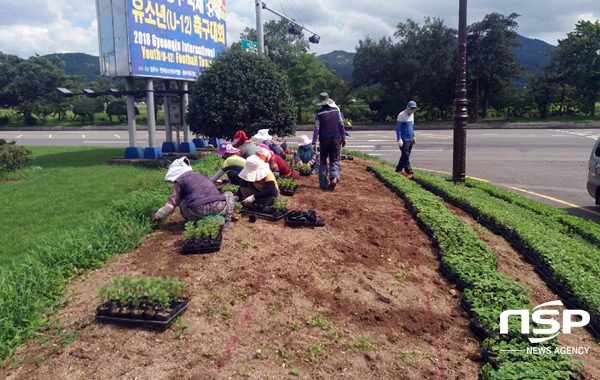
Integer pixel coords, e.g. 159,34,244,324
395,101,417,179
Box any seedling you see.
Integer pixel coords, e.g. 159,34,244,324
292,322,299,331
233,242,250,249
273,197,288,211
289,365,300,376
183,216,224,242
297,163,311,175
234,286,247,300
308,314,331,330
310,344,324,362
398,350,421,365
277,177,298,191
271,304,278,313
356,336,372,351
234,202,243,213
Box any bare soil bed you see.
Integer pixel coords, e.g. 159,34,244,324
2,159,485,380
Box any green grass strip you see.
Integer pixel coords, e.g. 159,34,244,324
368,164,583,380
0,153,223,367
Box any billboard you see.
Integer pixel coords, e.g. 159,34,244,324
96,0,227,81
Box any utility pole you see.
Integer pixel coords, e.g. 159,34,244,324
474,35,481,124
255,0,264,54
453,0,468,183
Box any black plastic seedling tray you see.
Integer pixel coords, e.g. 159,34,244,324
285,210,325,227
181,230,223,255
240,205,288,221
95,298,189,330
280,185,298,196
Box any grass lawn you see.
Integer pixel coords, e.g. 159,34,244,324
0,146,163,264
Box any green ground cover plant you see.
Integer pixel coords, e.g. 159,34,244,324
183,216,224,241
413,171,600,325
297,163,311,175
0,147,161,263
277,177,298,191
97,276,186,310
0,152,219,368
367,164,583,379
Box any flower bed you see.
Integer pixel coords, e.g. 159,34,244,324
368,165,584,380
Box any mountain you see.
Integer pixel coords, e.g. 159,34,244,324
317,50,355,82
317,34,557,86
43,53,100,82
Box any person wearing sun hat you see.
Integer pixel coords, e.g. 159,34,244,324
255,143,299,180
210,141,245,185
395,100,418,179
294,135,319,174
238,155,280,206
312,92,346,191
152,157,235,229
232,130,257,158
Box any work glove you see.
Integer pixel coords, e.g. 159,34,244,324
242,194,255,206
151,213,160,222
412,137,416,145
397,139,404,148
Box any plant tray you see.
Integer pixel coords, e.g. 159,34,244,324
285,210,325,227
299,172,311,177
181,230,223,255
95,298,189,330
240,205,288,221
280,185,298,196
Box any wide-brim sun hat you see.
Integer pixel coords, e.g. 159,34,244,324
313,92,334,106
252,129,272,143
239,155,271,182
215,141,238,156
298,135,311,147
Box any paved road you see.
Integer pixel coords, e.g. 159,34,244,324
2,128,599,223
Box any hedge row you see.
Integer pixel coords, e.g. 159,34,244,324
368,165,583,380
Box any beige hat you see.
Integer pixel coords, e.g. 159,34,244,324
298,135,311,147
239,155,271,182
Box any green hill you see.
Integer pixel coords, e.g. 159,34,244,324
43,53,100,82
318,34,557,87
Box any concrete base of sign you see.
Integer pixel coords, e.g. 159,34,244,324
193,138,207,148
162,141,178,153
144,147,164,159
124,147,144,159
179,142,196,153
208,138,221,148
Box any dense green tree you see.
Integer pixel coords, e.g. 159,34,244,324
106,100,139,123
0,52,24,108
186,47,296,139
550,20,600,116
72,97,104,123
468,13,524,119
353,18,457,120
241,19,310,70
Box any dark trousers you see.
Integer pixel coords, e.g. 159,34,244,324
396,141,413,174
319,138,342,189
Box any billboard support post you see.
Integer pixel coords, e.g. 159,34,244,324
162,80,177,152
124,77,143,159
144,78,163,159
178,81,196,153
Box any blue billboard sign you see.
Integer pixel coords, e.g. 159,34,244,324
126,0,227,80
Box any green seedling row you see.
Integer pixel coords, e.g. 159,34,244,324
97,276,187,310
414,171,600,322
465,178,600,248
368,165,583,380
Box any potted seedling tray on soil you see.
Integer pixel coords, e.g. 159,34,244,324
95,276,189,330
297,163,312,176
278,177,299,196
241,198,289,221
181,216,224,254
286,210,325,228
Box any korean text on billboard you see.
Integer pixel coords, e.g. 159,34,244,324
128,0,227,80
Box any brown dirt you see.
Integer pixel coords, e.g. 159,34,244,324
447,204,600,379
0,159,484,380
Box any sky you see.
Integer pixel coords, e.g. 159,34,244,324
0,0,598,59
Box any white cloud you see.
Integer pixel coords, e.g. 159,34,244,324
0,0,598,59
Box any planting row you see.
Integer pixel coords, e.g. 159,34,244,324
367,165,583,380
413,171,600,334
465,178,600,248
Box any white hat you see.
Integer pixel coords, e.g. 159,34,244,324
239,155,271,182
298,135,311,147
164,156,192,182
251,129,272,143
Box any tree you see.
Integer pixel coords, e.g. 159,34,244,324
106,100,139,123
0,52,24,108
353,18,457,121
468,13,524,119
550,20,600,116
72,97,104,123
186,47,296,139
241,19,310,70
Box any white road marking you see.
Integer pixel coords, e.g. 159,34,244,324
82,134,85,139
481,133,498,136
414,149,446,152
114,134,121,139
369,153,392,156
49,134,52,139
16,134,23,138
345,145,375,148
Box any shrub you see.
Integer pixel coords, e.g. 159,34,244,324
24,115,37,126
0,142,33,176
0,116,9,126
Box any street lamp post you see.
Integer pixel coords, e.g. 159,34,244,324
453,0,468,183
255,0,264,54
